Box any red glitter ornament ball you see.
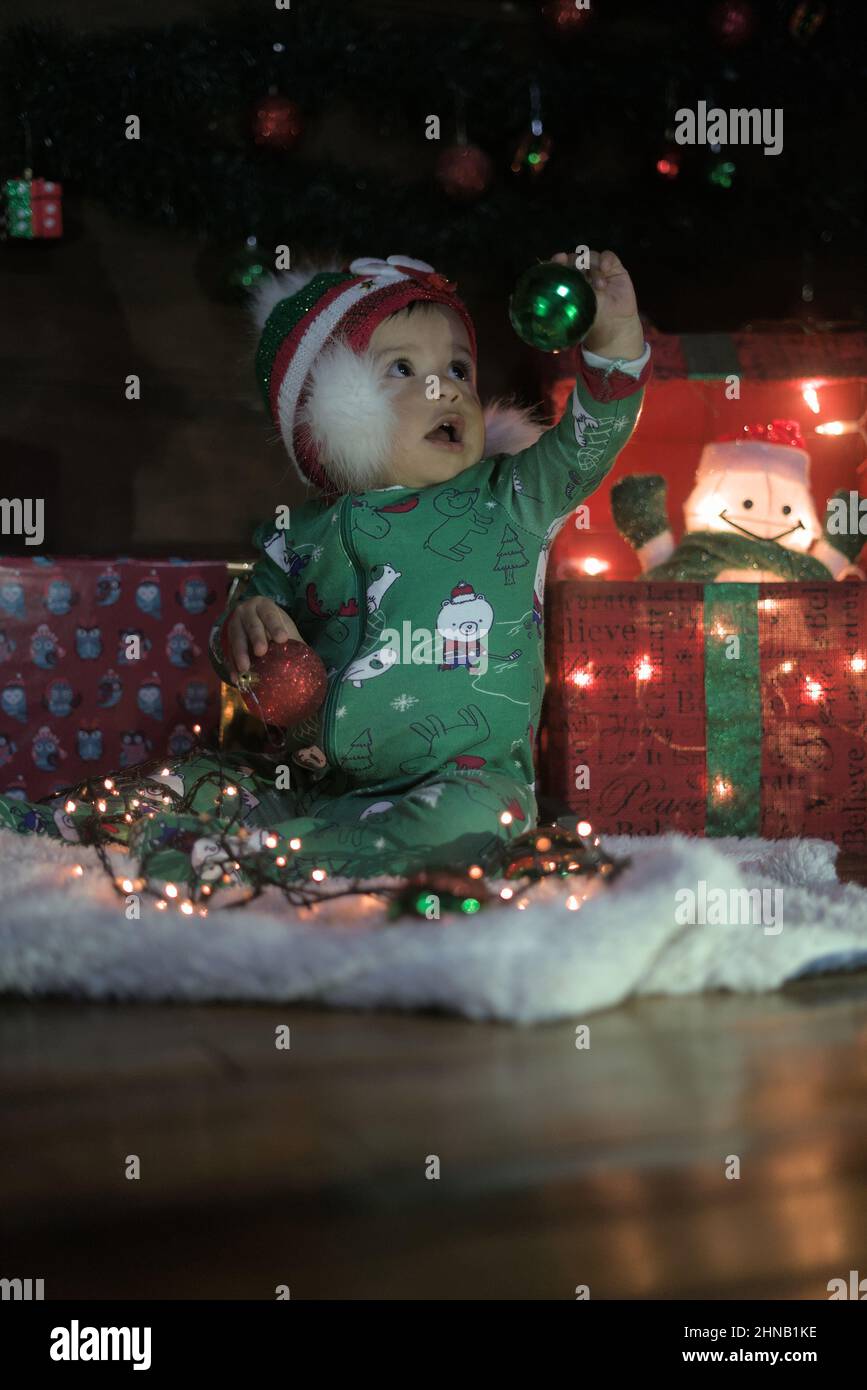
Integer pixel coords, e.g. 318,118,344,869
237,640,328,728
435,144,493,201
253,94,303,149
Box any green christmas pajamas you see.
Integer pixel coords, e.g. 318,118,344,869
0,368,645,900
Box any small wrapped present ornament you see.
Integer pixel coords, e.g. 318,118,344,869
4,174,63,239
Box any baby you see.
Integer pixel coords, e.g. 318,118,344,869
200,249,652,885
0,250,650,896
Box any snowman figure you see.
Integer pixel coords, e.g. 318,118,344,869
436,581,493,668
612,420,865,582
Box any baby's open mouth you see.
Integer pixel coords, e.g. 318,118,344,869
424,414,465,451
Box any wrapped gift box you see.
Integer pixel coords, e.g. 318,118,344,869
0,556,228,800
4,176,63,238
540,580,867,847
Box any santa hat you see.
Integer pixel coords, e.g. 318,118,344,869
696,420,811,487
250,254,545,497
449,581,478,604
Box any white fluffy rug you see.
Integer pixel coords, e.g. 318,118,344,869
0,829,866,1023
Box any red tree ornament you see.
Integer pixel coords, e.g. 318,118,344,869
708,0,757,48
253,94,303,149
541,0,593,36
435,144,493,201
236,640,328,728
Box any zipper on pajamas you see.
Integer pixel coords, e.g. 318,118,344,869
321,494,365,767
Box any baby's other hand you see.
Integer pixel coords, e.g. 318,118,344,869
226,596,302,680
550,248,644,360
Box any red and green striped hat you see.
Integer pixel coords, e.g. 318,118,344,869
252,255,477,495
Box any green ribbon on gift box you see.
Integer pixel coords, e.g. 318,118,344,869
4,178,33,237
704,583,762,836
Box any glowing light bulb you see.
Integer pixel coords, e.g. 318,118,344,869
71,864,83,877
160,767,170,776
224,785,237,797
181,901,194,915
500,811,513,825
815,420,847,436
636,655,653,681
500,886,514,899
577,820,592,836
65,799,76,813
714,778,732,799
516,897,529,910
131,799,140,808
289,837,301,850
104,778,115,791
582,556,609,576
781,660,794,674
165,883,178,898
155,900,167,910
468,864,484,878
265,834,278,848
124,813,133,823
806,677,823,702
851,655,866,673
275,855,287,867
201,884,212,895
572,669,593,688
535,836,552,851
121,878,134,893
566,895,581,911
311,868,327,881
192,723,202,734
802,384,821,414
97,800,107,813
759,598,776,611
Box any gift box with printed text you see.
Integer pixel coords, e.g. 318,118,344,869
540,580,867,848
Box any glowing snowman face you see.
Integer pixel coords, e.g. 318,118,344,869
684,446,821,553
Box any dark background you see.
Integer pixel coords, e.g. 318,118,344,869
1,0,864,555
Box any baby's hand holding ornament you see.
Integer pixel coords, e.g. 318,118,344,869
509,246,643,360
223,597,328,728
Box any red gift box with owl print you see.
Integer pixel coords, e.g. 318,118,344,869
0,557,227,801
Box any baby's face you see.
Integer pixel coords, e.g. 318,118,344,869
368,303,485,488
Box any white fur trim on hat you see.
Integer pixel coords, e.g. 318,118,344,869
482,398,546,456
297,342,397,493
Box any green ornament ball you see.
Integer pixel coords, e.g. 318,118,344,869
509,262,598,352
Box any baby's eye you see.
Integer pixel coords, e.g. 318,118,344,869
781,504,792,515
450,359,472,381
386,358,413,378
742,498,753,509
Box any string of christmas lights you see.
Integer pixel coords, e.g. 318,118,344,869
40,744,628,922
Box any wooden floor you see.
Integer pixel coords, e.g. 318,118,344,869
2,967,867,1300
